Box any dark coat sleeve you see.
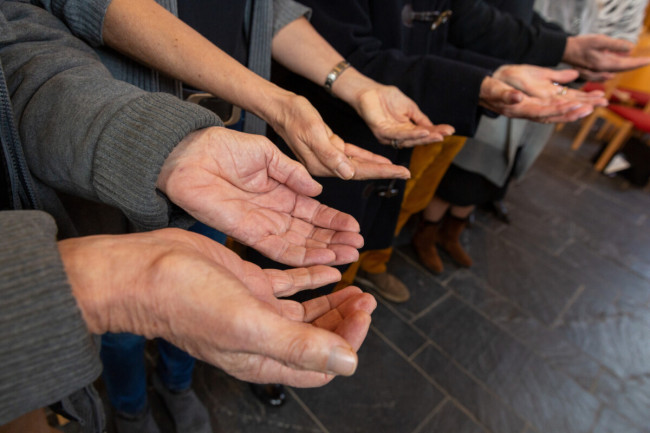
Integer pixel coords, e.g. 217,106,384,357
447,0,567,66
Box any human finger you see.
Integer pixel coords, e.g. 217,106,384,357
301,286,373,322
506,97,587,120
292,195,361,233
344,142,393,163
309,292,377,330
351,160,411,180
265,144,324,197
343,144,412,179
333,311,372,351
546,68,580,85
249,313,361,376
264,265,342,297
382,123,455,148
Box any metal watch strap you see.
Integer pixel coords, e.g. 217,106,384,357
324,60,351,95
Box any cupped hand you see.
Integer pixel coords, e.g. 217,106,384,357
575,67,616,83
354,84,455,147
157,127,364,267
564,34,650,73
270,93,411,180
479,76,595,123
60,228,376,387
493,64,608,106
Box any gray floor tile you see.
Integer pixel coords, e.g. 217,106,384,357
413,296,601,433
413,344,527,433
384,250,450,321
458,225,584,326
370,299,428,357
448,271,602,392
192,363,323,433
416,400,488,433
292,331,444,433
591,408,650,433
592,370,650,430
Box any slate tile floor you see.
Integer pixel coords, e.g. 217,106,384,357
107,123,650,433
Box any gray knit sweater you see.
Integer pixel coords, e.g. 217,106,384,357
2,0,311,426
0,0,220,425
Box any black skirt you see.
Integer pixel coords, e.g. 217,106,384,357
436,163,506,206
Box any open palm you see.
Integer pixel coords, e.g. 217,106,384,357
157,127,364,266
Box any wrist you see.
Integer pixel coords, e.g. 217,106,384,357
478,75,495,103
562,36,579,66
253,87,303,128
58,234,170,338
58,237,117,335
330,67,379,113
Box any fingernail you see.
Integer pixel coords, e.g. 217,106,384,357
418,130,430,138
335,162,355,180
327,346,357,376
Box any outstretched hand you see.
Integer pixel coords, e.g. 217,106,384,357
268,94,412,180
563,34,650,73
353,84,455,148
60,228,376,387
479,75,597,123
493,64,608,105
157,127,364,267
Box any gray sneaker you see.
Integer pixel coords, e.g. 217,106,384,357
114,404,160,433
152,374,212,433
354,271,410,303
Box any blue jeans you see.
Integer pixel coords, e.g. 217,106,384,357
101,333,196,414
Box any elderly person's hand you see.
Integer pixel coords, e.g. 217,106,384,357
157,127,364,267
563,34,650,73
60,228,377,387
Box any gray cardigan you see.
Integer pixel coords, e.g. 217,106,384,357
35,0,311,134
1,0,310,427
0,0,220,426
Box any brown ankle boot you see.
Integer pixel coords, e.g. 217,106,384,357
439,215,473,267
412,220,444,273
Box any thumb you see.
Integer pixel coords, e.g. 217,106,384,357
252,311,359,376
595,34,634,53
267,146,323,197
501,88,524,105
548,68,580,84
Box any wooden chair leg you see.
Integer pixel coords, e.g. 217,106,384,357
571,111,600,150
594,122,634,171
595,122,613,141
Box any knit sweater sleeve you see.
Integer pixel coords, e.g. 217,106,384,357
0,211,101,424
3,1,222,231
30,0,110,47
272,0,311,35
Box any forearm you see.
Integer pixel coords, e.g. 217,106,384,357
272,17,385,115
103,0,296,124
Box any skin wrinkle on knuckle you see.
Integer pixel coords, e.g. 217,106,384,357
283,333,322,370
